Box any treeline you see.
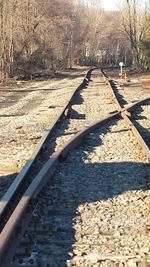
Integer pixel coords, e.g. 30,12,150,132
0,0,149,78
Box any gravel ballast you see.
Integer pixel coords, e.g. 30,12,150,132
8,69,150,267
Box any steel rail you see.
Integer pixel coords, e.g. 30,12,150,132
0,69,93,227
0,111,120,267
126,97,150,112
122,113,150,162
101,68,150,162
101,68,150,111
0,95,150,266
101,68,124,110
0,68,149,266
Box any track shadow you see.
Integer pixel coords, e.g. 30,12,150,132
68,108,85,120
12,119,150,266
109,80,128,107
0,173,18,199
38,79,89,161
131,100,150,148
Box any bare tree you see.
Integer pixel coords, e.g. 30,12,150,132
118,0,149,68
0,0,18,77
0,0,149,78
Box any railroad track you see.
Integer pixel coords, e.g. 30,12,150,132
0,68,93,225
101,68,150,161
0,68,150,267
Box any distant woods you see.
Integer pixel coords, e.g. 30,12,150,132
0,0,149,78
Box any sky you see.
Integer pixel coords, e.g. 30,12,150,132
101,0,147,10
101,0,121,10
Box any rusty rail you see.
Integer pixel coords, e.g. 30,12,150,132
0,68,93,228
0,68,150,267
0,111,120,267
101,68,150,162
0,94,150,266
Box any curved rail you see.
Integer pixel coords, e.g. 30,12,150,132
0,95,150,266
0,69,93,228
0,68,149,267
101,68,150,162
0,111,120,267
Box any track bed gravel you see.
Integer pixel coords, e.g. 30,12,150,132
0,68,116,198
0,69,87,196
1,68,150,267
48,70,117,153
12,118,150,267
131,101,150,149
